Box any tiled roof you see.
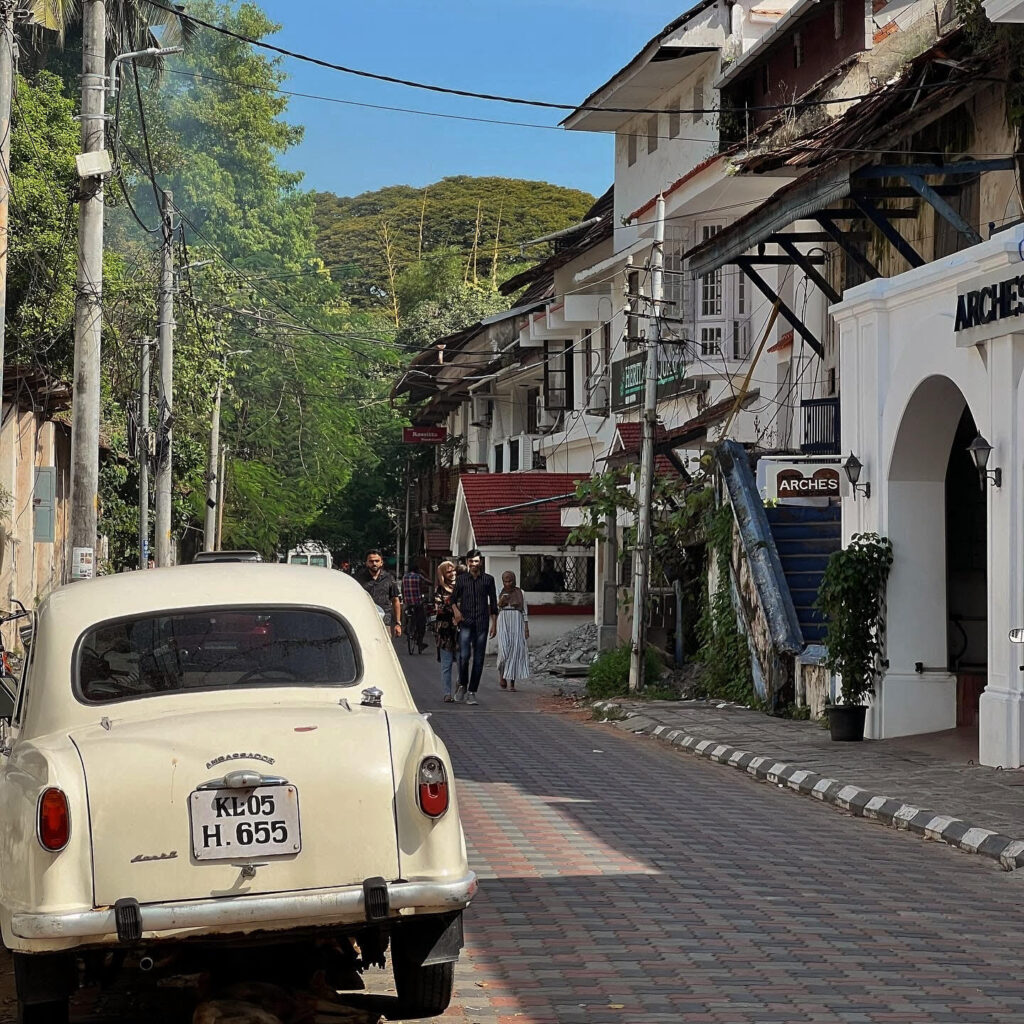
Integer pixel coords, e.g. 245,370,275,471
766,330,794,354
606,421,680,476
460,473,583,547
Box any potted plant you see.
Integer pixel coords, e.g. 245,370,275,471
815,533,893,741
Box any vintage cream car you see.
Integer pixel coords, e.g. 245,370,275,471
0,565,475,1022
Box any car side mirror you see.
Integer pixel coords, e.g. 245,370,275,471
1010,629,1024,644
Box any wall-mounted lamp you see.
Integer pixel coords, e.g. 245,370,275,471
843,453,871,500
967,434,1001,489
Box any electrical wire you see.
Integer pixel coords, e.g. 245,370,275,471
142,1,1006,119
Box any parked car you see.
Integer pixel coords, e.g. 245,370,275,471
0,565,475,1022
193,549,263,563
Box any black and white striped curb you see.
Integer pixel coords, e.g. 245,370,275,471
593,701,1024,871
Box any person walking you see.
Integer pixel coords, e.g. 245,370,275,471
451,548,498,705
356,549,402,639
401,557,431,652
496,571,530,691
433,560,459,702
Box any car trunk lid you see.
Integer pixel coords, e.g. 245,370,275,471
70,703,400,907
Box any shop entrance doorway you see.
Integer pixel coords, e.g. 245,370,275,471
945,407,988,730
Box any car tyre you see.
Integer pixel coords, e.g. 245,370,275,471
392,955,455,1019
16,999,69,1024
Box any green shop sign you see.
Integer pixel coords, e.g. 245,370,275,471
611,351,702,411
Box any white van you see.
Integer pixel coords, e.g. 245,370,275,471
285,543,332,569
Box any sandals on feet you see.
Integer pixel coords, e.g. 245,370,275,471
443,694,454,702
499,679,508,689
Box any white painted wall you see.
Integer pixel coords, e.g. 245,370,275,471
832,226,1024,766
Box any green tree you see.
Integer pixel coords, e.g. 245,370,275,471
313,176,593,311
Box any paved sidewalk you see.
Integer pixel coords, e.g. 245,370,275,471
590,697,1024,870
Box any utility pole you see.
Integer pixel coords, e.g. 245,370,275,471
628,193,665,692
0,1,16,409
138,338,152,568
216,444,228,548
203,379,221,551
68,0,106,581
154,190,175,566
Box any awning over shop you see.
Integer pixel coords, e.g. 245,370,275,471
687,163,852,278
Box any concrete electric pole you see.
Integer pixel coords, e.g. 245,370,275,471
204,349,249,551
628,194,665,692
68,0,106,581
203,379,221,552
0,1,16,410
154,189,175,566
138,338,153,568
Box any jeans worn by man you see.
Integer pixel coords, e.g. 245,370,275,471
452,554,498,705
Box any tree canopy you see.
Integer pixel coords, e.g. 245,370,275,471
313,176,594,315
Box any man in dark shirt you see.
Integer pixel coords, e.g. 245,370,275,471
356,549,402,638
451,548,498,705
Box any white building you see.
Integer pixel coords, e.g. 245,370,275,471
834,226,1024,767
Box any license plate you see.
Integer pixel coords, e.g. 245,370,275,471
189,785,301,861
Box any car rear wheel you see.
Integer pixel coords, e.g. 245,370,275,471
392,957,454,1019
16,999,69,1024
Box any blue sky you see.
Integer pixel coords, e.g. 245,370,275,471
256,0,686,200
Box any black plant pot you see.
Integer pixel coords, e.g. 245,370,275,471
825,704,867,742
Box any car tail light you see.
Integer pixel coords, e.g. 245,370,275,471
417,756,449,818
38,788,70,851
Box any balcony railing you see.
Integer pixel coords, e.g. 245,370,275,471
413,463,486,516
801,397,840,455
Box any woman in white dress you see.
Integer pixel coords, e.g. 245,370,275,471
497,571,530,691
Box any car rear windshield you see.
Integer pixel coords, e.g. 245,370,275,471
76,607,360,704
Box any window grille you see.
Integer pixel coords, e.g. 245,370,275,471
700,326,722,357
663,225,690,327
699,225,723,317
543,340,574,411
519,555,594,594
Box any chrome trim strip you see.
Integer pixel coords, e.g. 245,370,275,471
12,872,477,940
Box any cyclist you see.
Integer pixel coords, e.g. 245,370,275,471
401,557,432,653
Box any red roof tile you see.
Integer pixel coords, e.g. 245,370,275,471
460,473,583,547
766,330,794,354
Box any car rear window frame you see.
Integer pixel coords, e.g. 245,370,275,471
72,603,364,707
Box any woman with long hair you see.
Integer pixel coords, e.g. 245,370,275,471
496,570,530,691
434,560,460,702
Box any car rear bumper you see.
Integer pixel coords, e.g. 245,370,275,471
11,872,477,941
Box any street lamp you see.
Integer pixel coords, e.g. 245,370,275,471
967,434,1002,489
108,46,184,101
842,452,871,500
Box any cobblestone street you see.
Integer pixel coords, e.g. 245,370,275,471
397,652,1024,1023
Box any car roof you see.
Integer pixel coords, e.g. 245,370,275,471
40,564,366,622
27,565,414,732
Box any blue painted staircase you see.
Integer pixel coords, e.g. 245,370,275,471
764,505,842,645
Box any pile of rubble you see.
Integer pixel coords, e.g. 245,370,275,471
530,623,599,677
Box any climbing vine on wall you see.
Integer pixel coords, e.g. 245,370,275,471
693,504,758,706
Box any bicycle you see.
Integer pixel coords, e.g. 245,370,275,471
403,604,428,655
